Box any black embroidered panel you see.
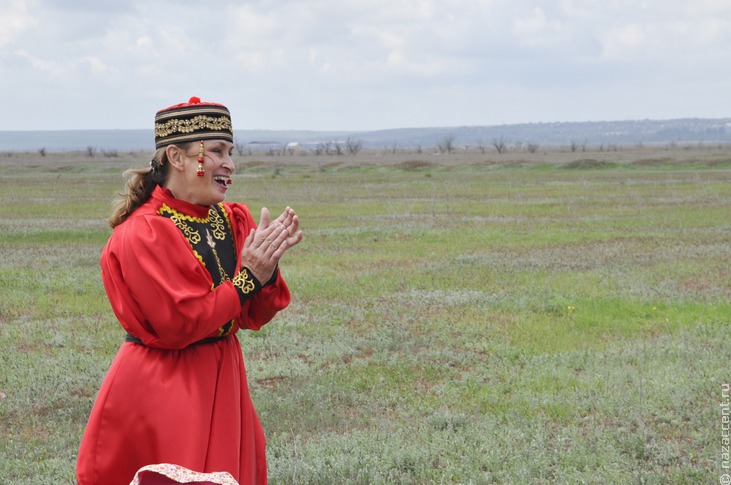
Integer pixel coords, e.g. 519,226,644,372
158,203,238,335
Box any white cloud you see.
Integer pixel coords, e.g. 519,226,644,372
2,0,731,130
81,56,116,76
0,0,36,50
512,7,569,50
14,48,70,80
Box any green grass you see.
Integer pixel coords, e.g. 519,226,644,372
1,148,729,483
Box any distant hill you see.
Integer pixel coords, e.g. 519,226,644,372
353,118,731,148
1,118,729,152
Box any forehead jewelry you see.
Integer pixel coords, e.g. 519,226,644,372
197,141,205,176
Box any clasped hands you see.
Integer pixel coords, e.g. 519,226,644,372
241,206,303,284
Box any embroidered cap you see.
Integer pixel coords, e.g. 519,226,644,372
154,96,233,149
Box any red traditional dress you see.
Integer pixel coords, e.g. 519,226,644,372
77,186,289,485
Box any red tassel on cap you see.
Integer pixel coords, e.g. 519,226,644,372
197,141,205,176
189,96,201,104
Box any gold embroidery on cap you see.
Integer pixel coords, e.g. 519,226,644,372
155,115,233,138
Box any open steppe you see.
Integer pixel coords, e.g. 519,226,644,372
1,144,730,483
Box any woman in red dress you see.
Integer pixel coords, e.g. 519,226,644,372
76,97,302,485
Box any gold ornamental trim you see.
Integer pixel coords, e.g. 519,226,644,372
209,205,227,241
232,268,257,294
155,115,233,139
158,204,210,223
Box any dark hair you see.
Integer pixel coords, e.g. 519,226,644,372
108,146,176,227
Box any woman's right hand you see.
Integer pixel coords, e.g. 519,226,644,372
240,206,303,284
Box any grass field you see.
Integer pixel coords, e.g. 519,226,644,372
1,145,730,483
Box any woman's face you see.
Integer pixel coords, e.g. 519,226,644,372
174,140,236,206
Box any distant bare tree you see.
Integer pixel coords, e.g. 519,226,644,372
527,142,539,153
234,139,247,156
38,147,46,157
438,134,455,154
266,143,286,156
316,142,336,155
476,139,487,154
570,139,588,152
345,136,362,155
492,136,508,154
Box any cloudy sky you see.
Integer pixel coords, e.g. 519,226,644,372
3,0,730,131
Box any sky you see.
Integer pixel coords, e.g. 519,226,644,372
2,0,731,131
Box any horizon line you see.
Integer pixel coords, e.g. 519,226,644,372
2,116,730,133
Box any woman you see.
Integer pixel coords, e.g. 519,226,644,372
76,97,302,485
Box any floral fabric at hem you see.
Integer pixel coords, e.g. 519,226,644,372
130,463,240,485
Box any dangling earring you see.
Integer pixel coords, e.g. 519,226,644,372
197,141,205,176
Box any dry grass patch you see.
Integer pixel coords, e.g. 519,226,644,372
394,160,436,170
